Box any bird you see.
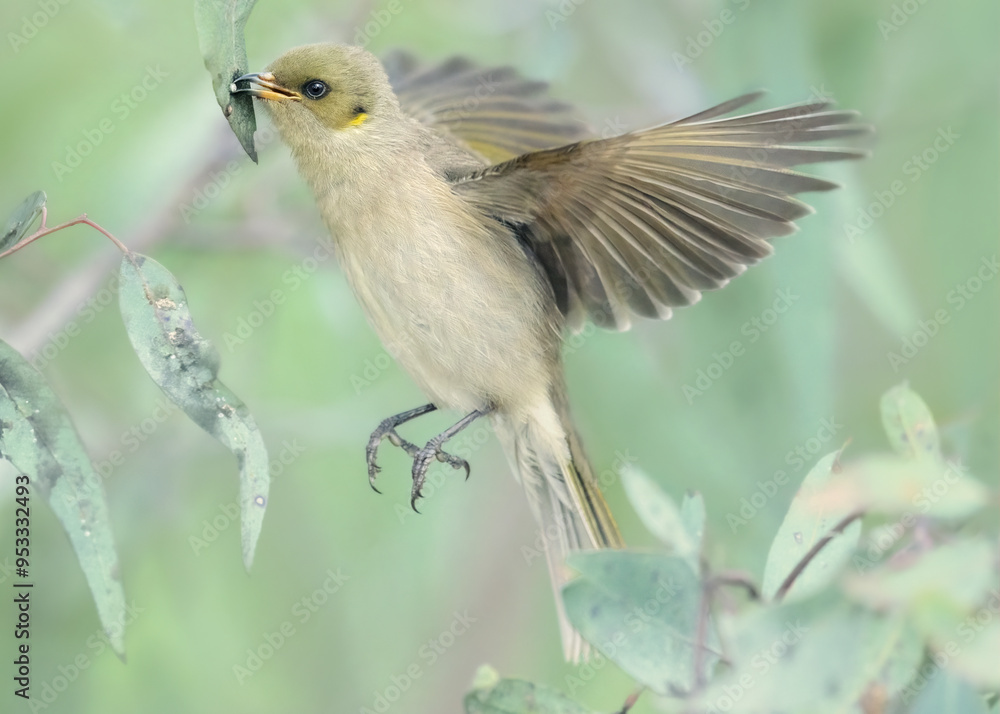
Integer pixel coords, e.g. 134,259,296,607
231,43,869,661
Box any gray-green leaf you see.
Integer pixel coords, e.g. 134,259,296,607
873,617,926,701
680,492,706,559
117,252,269,569
816,455,987,519
194,0,259,162
843,538,996,622
2,190,46,251
562,550,715,695
696,603,920,714
949,616,1000,688
910,668,991,714
880,382,941,459
0,339,127,657
464,673,596,714
762,451,861,602
622,468,699,570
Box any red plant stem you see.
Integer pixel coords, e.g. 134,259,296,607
618,688,643,713
0,213,129,261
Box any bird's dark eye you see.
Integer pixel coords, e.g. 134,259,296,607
302,80,329,100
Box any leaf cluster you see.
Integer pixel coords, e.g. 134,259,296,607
466,385,999,714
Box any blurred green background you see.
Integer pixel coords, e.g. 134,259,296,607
0,0,996,712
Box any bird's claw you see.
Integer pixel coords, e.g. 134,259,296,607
409,443,471,511
366,423,419,493
367,406,484,510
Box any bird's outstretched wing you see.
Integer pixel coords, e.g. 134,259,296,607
383,51,589,163
450,92,871,331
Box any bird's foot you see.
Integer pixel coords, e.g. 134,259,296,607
366,423,420,493
410,439,471,511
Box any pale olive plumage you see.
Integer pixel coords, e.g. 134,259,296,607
234,43,867,660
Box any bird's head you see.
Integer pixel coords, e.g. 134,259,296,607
232,43,400,146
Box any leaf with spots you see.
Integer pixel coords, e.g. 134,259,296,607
694,602,918,713
562,551,716,695
194,0,259,161
0,339,127,657
762,450,861,603
464,667,595,713
680,492,706,559
1,190,45,251
117,252,269,569
880,382,941,460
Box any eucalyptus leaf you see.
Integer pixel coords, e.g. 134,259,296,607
762,450,861,602
680,492,706,559
948,616,1000,688
814,455,987,519
874,617,926,701
909,668,991,714
464,676,595,714
117,252,269,569
695,603,921,714
843,539,996,626
1,190,46,251
880,383,941,459
0,339,127,657
562,550,715,695
194,0,259,161
621,468,698,569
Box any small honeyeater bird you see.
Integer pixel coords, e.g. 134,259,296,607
233,44,868,660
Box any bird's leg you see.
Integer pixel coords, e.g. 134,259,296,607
367,404,438,492
411,408,491,511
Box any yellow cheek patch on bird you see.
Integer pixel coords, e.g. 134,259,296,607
347,112,368,127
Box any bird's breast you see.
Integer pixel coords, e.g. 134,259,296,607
315,170,560,415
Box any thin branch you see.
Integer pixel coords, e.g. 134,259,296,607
74,216,129,253
615,688,643,714
0,215,130,262
708,570,760,601
774,510,865,602
692,580,711,690
0,220,47,261
688,569,759,701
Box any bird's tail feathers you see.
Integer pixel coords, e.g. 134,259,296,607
494,385,623,662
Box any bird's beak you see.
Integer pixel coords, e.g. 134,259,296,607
230,72,301,102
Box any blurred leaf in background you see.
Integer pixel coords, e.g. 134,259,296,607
0,0,996,712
